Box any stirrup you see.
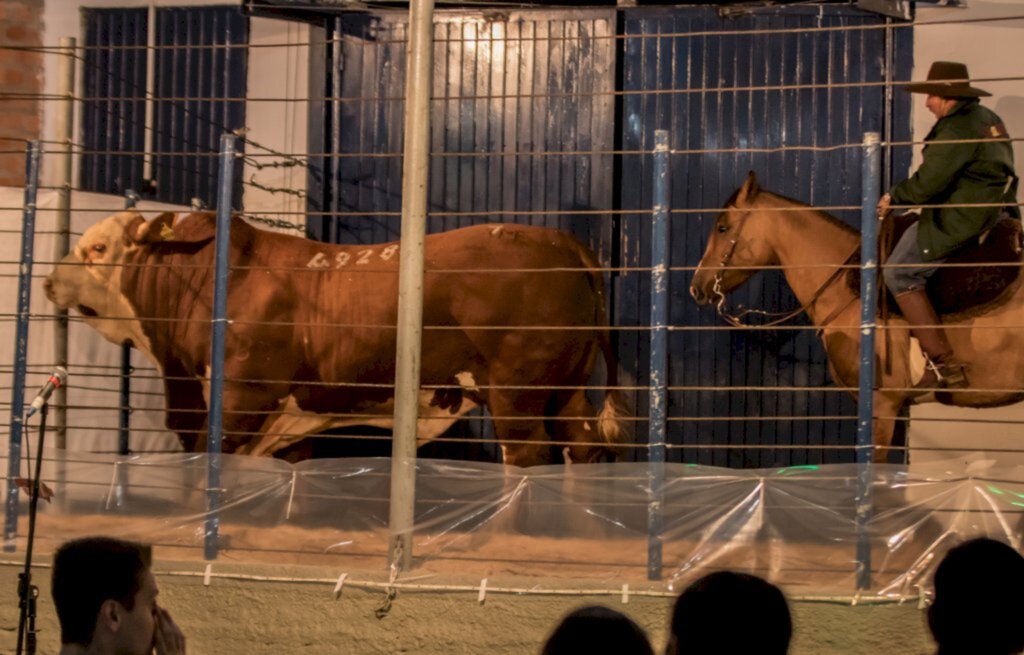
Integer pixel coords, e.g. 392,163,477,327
916,355,969,391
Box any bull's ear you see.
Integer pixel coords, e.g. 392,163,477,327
735,171,760,205
133,212,217,245
132,212,178,244
165,212,218,243
122,214,147,246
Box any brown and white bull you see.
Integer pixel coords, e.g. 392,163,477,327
44,211,626,466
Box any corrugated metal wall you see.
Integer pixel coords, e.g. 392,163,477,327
81,8,149,198
308,5,912,466
309,9,616,256
80,6,249,209
152,7,249,209
619,6,912,467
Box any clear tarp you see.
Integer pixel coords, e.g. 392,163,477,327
5,450,1023,598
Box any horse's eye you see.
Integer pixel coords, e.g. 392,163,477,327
91,244,106,254
717,223,729,234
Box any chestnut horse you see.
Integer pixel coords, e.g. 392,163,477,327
690,172,1024,463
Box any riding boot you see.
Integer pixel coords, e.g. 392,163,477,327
893,289,969,390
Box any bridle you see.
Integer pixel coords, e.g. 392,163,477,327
707,205,859,329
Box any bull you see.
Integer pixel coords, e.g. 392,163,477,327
44,211,626,466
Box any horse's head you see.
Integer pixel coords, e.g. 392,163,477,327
690,171,780,305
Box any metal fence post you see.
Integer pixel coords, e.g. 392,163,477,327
4,141,43,551
856,132,881,590
387,0,435,573
204,134,237,560
54,36,76,453
120,191,140,457
647,130,670,581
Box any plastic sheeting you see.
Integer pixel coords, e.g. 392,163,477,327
4,450,1023,598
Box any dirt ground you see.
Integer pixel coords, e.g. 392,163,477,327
0,557,931,655
0,488,946,655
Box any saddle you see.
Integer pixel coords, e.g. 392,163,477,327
846,212,1023,317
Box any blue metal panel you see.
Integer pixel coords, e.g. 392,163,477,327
311,9,617,253
620,6,912,467
152,6,248,209
81,8,148,197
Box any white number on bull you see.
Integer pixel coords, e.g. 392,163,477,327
380,244,399,261
306,252,330,269
334,252,351,268
356,249,373,265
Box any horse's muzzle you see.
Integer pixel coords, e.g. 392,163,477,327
690,283,711,305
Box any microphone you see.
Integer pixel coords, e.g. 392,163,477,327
25,367,67,418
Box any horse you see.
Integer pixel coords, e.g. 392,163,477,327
689,171,1024,463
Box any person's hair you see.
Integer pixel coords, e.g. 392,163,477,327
928,538,1024,655
51,537,152,646
542,605,653,655
669,571,792,655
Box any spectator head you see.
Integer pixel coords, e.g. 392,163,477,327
668,571,792,655
542,605,653,655
51,537,158,654
928,538,1024,655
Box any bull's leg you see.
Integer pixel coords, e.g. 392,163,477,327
247,396,329,457
487,390,554,467
549,389,614,463
200,368,289,454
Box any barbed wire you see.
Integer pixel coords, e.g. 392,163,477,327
3,12,1023,51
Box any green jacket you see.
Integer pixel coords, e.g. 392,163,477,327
889,99,1019,261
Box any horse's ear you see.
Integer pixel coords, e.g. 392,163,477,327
736,171,760,205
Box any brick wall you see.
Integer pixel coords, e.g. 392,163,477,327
0,0,44,186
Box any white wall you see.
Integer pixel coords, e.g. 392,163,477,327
905,1,1024,172
38,0,309,221
16,3,312,455
907,1,1024,472
0,188,187,455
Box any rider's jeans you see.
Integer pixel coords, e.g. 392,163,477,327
882,222,946,295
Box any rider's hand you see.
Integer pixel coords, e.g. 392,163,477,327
876,193,892,220
154,605,186,655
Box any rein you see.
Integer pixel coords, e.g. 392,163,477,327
709,210,861,329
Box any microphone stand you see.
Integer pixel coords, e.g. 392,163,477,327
16,402,47,655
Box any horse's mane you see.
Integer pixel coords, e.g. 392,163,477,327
750,189,859,237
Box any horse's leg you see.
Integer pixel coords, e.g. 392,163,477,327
871,391,906,464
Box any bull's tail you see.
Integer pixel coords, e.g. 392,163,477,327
575,240,630,450
596,331,629,449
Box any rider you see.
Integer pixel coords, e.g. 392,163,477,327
877,61,1019,391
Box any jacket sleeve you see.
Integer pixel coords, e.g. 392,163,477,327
890,124,978,205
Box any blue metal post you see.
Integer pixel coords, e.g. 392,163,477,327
647,130,670,581
119,191,140,456
204,134,236,560
856,132,882,590
4,141,42,551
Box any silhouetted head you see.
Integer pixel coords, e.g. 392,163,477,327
928,538,1024,655
542,605,653,655
668,571,792,655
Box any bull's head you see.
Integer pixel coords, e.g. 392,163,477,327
689,172,778,305
43,210,182,351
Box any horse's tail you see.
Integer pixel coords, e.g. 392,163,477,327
574,239,630,450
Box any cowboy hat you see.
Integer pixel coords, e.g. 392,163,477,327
904,61,991,97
